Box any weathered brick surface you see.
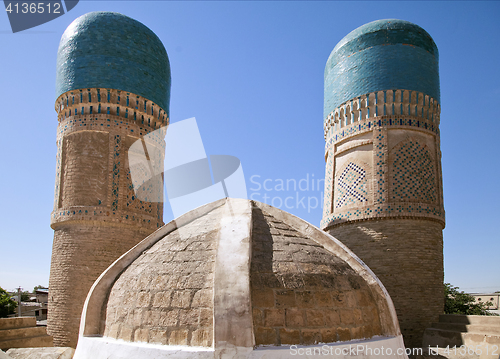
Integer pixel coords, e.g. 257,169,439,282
59,132,109,208
251,206,382,346
102,205,223,347
49,87,167,348
47,225,148,347
328,219,444,348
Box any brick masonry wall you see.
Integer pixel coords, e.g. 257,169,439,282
47,225,149,347
327,219,444,349
251,207,382,346
48,88,167,348
59,132,109,208
103,205,223,347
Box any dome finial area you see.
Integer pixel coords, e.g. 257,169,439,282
56,11,171,114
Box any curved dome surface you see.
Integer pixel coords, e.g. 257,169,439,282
324,19,439,118
56,11,171,113
75,199,406,358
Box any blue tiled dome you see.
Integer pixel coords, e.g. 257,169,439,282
56,12,171,114
324,19,439,118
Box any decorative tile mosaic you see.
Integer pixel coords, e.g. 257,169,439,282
50,207,159,228
53,139,62,210
335,162,368,208
57,116,167,149
51,92,166,230
389,139,437,204
321,119,444,228
125,168,153,215
111,135,121,211
373,127,388,204
323,151,334,216
320,202,444,229
325,115,439,154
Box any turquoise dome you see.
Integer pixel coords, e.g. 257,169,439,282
324,19,439,118
56,12,171,114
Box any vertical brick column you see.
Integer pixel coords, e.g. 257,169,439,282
321,20,445,348
321,92,445,349
48,88,167,348
50,11,171,348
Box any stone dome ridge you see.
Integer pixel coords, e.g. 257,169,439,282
56,11,171,114
75,198,406,358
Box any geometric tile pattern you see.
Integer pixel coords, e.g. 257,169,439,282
335,162,367,208
125,169,153,215
112,135,121,211
373,128,388,204
320,201,444,229
322,88,444,230
321,127,444,229
53,139,62,210
323,151,334,216
325,115,439,155
389,139,436,204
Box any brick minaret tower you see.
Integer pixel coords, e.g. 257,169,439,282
48,12,170,347
321,19,445,348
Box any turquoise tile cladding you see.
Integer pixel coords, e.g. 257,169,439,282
56,12,171,114
324,19,439,119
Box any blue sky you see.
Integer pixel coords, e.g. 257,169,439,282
0,1,499,294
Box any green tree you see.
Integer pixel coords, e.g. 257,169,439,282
0,286,17,318
20,291,30,302
444,283,497,316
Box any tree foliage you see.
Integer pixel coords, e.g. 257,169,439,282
33,285,47,292
20,291,31,302
444,283,497,316
0,286,17,318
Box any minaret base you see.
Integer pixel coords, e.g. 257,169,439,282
326,218,444,349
